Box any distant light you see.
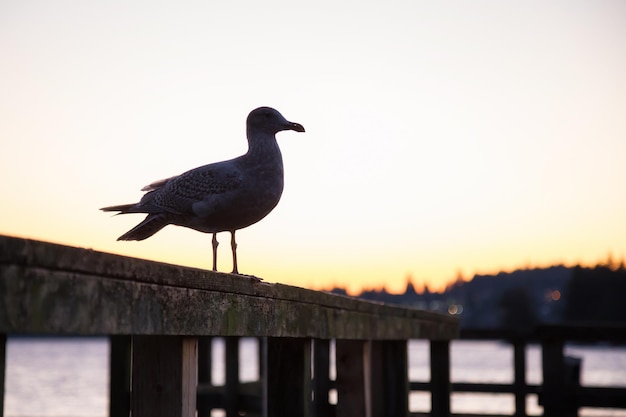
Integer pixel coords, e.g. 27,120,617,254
448,304,463,315
551,290,561,301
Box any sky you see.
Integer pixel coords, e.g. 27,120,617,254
1,0,625,293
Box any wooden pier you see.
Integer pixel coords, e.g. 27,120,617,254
426,326,626,417
0,235,458,417
2,235,625,417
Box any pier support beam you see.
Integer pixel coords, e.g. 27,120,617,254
336,340,368,417
224,337,240,417
312,339,332,417
541,338,580,417
264,337,311,417
513,339,527,417
197,337,213,417
370,340,409,417
131,336,198,417
430,340,451,417
336,340,409,417
109,335,131,417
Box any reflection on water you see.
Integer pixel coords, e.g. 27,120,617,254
5,338,108,417
4,338,626,416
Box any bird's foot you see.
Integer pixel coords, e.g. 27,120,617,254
232,272,263,282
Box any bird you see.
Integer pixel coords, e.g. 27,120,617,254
101,106,305,275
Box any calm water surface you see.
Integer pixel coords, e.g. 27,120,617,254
4,338,626,416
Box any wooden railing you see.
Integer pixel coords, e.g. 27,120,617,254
412,326,626,417
0,235,459,417
2,236,623,417
193,325,626,417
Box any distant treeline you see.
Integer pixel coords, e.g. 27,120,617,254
565,265,626,323
329,264,626,329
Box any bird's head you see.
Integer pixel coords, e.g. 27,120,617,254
246,107,305,136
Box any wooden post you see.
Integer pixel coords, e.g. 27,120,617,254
225,337,240,417
131,336,198,417
541,338,568,417
197,337,213,417
336,340,367,417
312,339,332,417
430,340,451,417
564,355,581,415
369,340,409,417
109,335,131,417
264,337,311,417
0,334,6,417
513,339,526,417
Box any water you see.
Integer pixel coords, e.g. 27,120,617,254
5,338,108,417
4,338,626,416
409,340,626,415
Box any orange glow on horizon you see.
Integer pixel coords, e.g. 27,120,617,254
3,226,622,296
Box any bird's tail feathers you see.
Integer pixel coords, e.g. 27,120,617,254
117,214,168,241
101,203,137,214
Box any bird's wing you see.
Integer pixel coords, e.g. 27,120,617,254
138,160,244,215
141,176,177,192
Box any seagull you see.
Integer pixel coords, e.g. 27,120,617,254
101,106,305,274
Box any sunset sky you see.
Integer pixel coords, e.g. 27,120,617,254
1,0,625,293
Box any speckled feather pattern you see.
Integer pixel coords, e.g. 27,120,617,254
137,165,243,215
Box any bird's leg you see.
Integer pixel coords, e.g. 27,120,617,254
230,230,238,274
228,230,262,282
212,233,219,272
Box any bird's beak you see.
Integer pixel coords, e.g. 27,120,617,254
288,122,305,133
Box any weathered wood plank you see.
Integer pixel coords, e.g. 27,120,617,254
540,339,582,417
430,340,451,417
181,338,198,417
0,236,457,333
370,340,409,417
0,266,457,339
512,340,526,417
264,337,311,417
197,337,213,417
336,340,367,417
109,335,131,417
411,381,542,394
225,337,239,417
540,338,565,414
312,339,332,417
197,381,263,412
575,386,626,407
131,336,198,417
198,337,213,384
